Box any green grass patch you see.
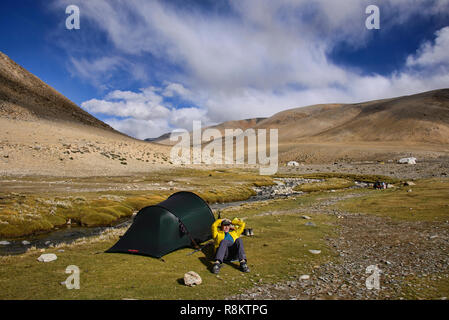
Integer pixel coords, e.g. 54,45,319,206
293,178,355,192
400,273,449,300
277,172,401,184
337,178,449,222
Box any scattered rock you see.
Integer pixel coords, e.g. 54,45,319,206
184,271,202,287
37,253,57,262
305,222,316,227
22,240,30,245
309,249,321,255
299,275,310,280
0,240,10,245
302,215,311,220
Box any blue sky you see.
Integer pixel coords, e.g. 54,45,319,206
1,0,449,139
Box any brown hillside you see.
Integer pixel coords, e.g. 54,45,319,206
0,51,172,176
255,89,449,145
196,89,449,164
0,51,116,132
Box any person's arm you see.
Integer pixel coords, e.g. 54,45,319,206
211,218,222,239
231,218,246,237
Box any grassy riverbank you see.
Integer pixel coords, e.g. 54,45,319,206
0,190,340,299
0,169,274,238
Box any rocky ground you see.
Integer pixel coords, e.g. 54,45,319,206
278,158,449,180
227,192,449,300
0,118,172,176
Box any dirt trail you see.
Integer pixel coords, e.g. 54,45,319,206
227,193,449,300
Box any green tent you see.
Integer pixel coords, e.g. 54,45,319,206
106,191,215,258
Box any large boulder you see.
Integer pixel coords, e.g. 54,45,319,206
184,271,202,287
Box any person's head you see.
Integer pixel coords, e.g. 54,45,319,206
221,219,233,232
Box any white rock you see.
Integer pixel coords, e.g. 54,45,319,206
22,240,31,245
0,240,10,245
302,215,311,220
184,271,202,287
299,275,310,280
37,253,57,262
398,157,416,164
309,250,321,255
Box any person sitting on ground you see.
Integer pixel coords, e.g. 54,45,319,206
211,217,249,274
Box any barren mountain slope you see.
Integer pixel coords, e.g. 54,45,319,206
0,51,172,176
255,89,449,145
196,89,449,163
0,51,118,131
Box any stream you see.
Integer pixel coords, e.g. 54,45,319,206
0,178,369,255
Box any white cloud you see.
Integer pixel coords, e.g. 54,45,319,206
81,83,210,138
81,87,170,121
53,0,449,138
406,26,449,67
104,117,170,140
162,82,192,99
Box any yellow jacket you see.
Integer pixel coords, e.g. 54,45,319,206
211,218,246,252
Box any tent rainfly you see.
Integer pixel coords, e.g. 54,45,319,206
106,191,215,258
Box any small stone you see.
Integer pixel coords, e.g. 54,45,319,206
22,240,31,245
37,253,57,262
305,222,316,227
302,215,311,220
58,249,65,252
309,249,321,255
0,241,10,245
184,271,202,287
299,275,310,280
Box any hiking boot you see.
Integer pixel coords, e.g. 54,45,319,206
212,262,222,274
240,262,250,273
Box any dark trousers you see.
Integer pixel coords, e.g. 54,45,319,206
214,238,246,263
